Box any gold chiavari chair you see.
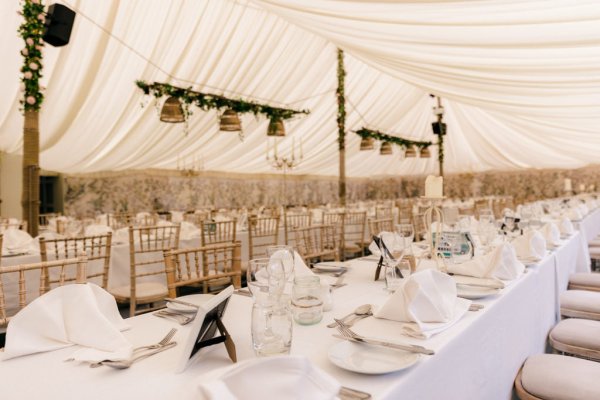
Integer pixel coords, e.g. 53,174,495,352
341,211,367,260
200,219,237,246
368,218,394,239
283,211,311,246
39,212,61,228
323,212,344,227
413,212,428,241
248,216,280,260
0,254,87,328
136,213,159,227
39,233,113,289
294,224,339,264
375,206,394,221
110,224,180,317
164,242,242,296
107,212,135,230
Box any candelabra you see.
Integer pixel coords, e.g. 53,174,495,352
177,155,204,177
266,137,303,205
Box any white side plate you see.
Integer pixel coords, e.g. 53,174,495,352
328,340,420,375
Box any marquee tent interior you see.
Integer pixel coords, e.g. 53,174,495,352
1,0,600,179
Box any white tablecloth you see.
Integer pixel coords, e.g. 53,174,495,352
0,225,591,399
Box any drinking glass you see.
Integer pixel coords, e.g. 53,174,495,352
395,223,415,253
252,296,293,356
247,258,286,300
266,245,295,279
291,276,323,325
385,259,410,293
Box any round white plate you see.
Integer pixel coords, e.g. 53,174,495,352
313,263,347,272
166,294,214,313
457,285,500,299
328,340,420,375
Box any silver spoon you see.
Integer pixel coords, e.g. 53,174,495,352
327,304,372,328
345,304,373,327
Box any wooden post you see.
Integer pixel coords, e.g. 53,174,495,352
436,96,445,178
337,49,347,207
22,110,40,237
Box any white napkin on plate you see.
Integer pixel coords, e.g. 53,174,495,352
559,217,574,236
375,269,471,338
448,242,524,281
179,221,201,240
566,208,583,221
541,222,561,247
84,224,113,236
2,283,132,362
512,230,546,261
114,227,129,243
2,228,36,253
195,356,340,400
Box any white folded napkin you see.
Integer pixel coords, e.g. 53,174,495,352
84,224,113,236
566,208,583,221
541,222,561,247
512,230,547,261
114,227,129,243
448,242,524,281
368,231,402,257
94,213,108,225
559,217,574,236
195,356,340,400
579,204,589,216
2,283,131,362
2,228,37,253
375,269,471,338
179,221,201,240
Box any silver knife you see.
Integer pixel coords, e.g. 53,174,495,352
333,334,434,355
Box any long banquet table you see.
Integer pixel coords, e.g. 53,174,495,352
1,210,598,399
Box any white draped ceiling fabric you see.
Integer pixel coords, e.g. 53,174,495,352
1,0,600,177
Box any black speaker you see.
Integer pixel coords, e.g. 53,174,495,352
432,122,447,135
43,4,76,47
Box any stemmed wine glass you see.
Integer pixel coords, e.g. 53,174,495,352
266,245,295,280
247,258,286,300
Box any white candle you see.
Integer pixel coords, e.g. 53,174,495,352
425,175,444,198
564,178,572,191
579,183,586,192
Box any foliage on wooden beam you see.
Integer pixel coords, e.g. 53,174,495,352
136,81,309,121
355,128,433,149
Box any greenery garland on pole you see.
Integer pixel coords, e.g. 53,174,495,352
19,0,46,112
354,128,433,149
136,81,309,121
336,48,346,206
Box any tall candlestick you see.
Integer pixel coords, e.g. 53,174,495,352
266,140,269,160
274,139,278,157
300,137,303,159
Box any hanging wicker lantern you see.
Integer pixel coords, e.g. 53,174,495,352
220,109,242,131
267,118,286,137
405,146,417,158
359,136,374,151
160,96,185,123
420,147,431,158
380,141,393,155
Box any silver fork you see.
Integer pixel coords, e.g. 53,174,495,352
90,328,177,368
334,319,434,355
153,309,194,325
91,342,177,369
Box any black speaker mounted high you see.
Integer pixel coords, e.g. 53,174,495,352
42,4,76,47
432,122,447,136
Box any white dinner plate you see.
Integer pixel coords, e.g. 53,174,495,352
313,262,348,272
457,284,500,299
166,294,214,313
328,340,420,375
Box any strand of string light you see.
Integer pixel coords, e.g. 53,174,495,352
60,0,330,109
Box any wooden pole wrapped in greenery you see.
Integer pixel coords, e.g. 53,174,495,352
337,49,346,206
20,0,46,236
436,96,445,177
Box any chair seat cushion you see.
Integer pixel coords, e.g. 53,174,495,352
560,290,600,313
521,354,600,400
569,272,600,288
110,282,168,302
550,318,600,351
